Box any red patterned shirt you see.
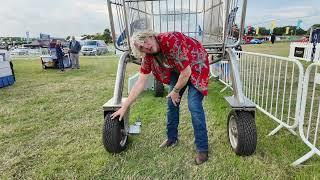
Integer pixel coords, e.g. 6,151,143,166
140,32,209,96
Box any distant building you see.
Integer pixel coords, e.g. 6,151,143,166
23,39,50,48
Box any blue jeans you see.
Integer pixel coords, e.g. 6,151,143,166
167,72,208,152
58,58,64,70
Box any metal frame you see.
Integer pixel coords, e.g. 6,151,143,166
238,51,304,136
104,0,250,134
292,63,320,166
106,0,248,53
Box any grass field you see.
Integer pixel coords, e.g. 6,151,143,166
242,41,290,57
1,43,320,179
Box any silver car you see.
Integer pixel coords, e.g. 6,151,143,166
81,40,108,56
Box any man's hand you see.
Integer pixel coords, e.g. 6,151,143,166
166,91,181,106
111,106,127,121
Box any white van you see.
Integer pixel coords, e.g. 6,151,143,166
81,40,108,56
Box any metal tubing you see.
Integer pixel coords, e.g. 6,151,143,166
181,0,183,32
202,0,205,42
287,65,295,125
313,98,320,145
261,58,267,107
188,0,190,36
245,54,249,97
173,0,176,31
249,55,253,99
159,0,162,32
226,48,245,104
123,0,131,52
151,0,155,30
195,0,198,38
107,0,118,51
233,0,247,47
296,63,320,166
254,56,258,103
280,62,288,121
307,66,318,140
275,60,282,116
292,150,316,166
113,52,130,105
270,59,277,114
235,51,304,131
222,0,230,53
166,0,169,31
257,56,262,106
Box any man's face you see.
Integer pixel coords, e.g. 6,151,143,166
134,36,160,55
72,36,75,41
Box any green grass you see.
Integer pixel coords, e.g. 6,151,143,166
0,51,319,179
242,41,290,57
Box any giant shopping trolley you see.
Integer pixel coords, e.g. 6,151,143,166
102,0,256,155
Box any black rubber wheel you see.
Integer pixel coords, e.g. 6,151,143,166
154,79,164,97
227,110,257,156
102,112,128,153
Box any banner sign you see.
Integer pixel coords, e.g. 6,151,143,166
294,47,305,58
311,29,320,60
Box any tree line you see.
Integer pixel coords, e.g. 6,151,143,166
66,28,113,44
245,24,320,36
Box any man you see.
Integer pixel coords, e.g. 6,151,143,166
111,31,210,165
69,36,81,69
55,40,64,71
271,33,276,44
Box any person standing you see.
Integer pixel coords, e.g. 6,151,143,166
271,33,276,44
69,36,81,69
111,31,210,165
55,40,64,71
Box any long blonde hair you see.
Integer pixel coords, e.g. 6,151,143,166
130,31,157,59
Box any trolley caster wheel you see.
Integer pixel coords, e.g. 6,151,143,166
102,112,128,153
227,110,257,156
154,79,164,97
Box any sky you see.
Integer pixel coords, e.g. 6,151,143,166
0,0,319,38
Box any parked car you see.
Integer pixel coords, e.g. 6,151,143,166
81,40,108,56
249,39,263,44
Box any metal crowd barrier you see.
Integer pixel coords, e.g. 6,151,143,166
210,60,232,92
314,44,320,63
237,51,304,136
293,63,320,166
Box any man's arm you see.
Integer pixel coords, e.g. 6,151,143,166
122,72,149,109
173,66,191,91
166,66,192,106
77,42,81,52
111,72,149,120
